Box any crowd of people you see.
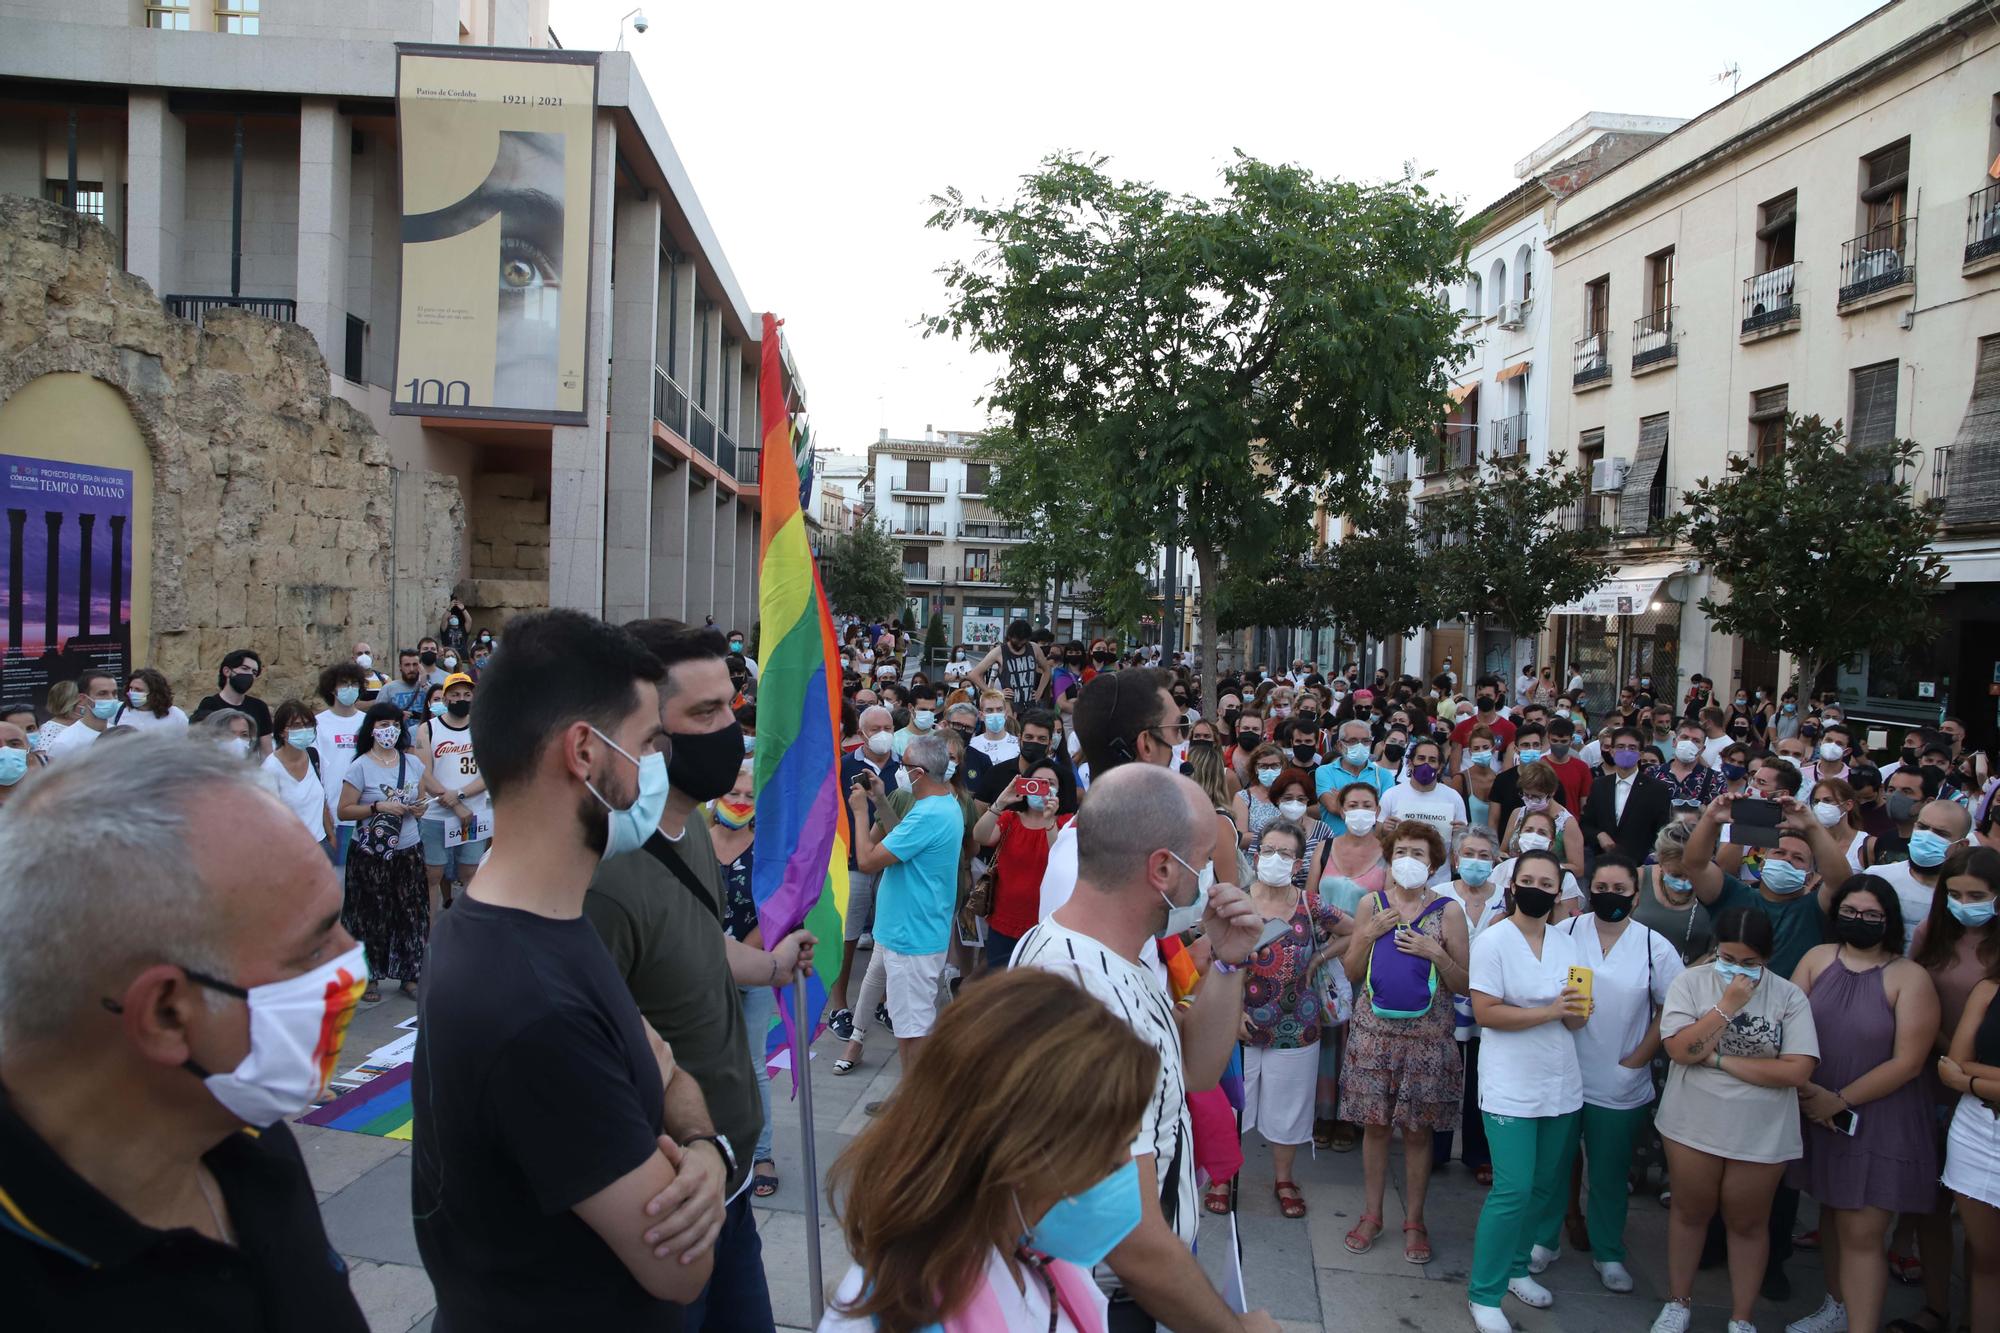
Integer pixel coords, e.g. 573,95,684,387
9,609,2000,1333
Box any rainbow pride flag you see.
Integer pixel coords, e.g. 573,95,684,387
751,313,849,1066
298,1062,414,1140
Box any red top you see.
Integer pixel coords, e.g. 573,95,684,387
990,811,1071,938
1548,755,1593,816
1451,712,1516,752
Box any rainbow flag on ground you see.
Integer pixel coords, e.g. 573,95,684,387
298,1062,414,1140
751,313,849,1078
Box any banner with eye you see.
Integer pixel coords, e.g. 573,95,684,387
392,45,599,423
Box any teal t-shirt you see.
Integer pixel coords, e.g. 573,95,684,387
1312,760,1396,834
873,793,965,955
1710,872,1826,979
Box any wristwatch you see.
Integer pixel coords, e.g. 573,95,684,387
687,1133,737,1179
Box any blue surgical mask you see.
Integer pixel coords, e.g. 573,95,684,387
1458,857,1494,886
1516,747,1544,766
0,748,26,786
1909,829,1954,868
943,760,957,783
90,697,121,721
1662,873,1693,895
286,728,318,751
1466,751,1493,769
1019,1160,1142,1269
1025,793,1047,812
1715,960,1764,984
586,728,672,861
1256,767,1281,787
1948,897,1998,927
913,709,935,730
1344,743,1370,766
984,711,1007,733
335,685,361,708
1760,859,1808,894
429,700,449,717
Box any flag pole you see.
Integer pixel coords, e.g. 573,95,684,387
792,970,826,1324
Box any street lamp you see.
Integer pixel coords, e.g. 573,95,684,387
614,7,648,48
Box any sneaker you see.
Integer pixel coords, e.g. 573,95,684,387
1506,1276,1553,1310
827,1008,855,1041
1468,1302,1511,1333
1650,1302,1693,1333
1784,1296,1847,1333
1727,1323,1759,1333
1595,1260,1634,1293
1528,1244,1560,1275
875,1001,894,1034
858,932,874,950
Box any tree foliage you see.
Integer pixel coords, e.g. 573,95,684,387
822,520,907,623
1669,414,1946,693
926,152,1469,705
1420,452,1609,636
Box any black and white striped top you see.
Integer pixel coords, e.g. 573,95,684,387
1011,919,1198,1266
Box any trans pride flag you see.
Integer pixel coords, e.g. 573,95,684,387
750,314,848,1069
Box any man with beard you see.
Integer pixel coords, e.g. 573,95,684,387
413,611,711,1330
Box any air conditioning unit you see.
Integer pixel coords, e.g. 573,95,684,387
1591,457,1630,493
1497,301,1525,330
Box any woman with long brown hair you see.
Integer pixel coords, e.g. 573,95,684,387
822,968,1159,1333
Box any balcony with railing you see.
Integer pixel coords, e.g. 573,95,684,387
1966,184,2000,271
734,445,761,486
892,521,948,541
903,565,944,585
1838,220,1915,309
652,365,690,438
1558,486,1678,540
1741,264,1801,338
959,563,1005,585
715,431,737,482
958,521,1029,541
1421,423,1477,478
961,471,992,498
689,405,717,461
1632,306,1677,372
1573,330,1611,389
1491,412,1528,459
890,473,949,498
1558,491,1618,538
164,294,297,326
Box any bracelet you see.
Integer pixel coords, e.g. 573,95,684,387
1712,1050,1724,1070
1211,959,1241,975
1710,1004,1733,1024
768,954,779,985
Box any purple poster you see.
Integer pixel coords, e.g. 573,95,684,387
1,453,134,710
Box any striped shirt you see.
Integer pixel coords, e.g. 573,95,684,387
1011,919,1197,1275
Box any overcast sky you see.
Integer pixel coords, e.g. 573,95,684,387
569,0,1885,455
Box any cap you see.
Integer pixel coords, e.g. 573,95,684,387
442,672,476,690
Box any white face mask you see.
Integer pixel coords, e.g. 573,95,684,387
1343,808,1377,836
355,653,373,670
1277,798,1309,821
1820,741,1844,762
1674,740,1701,764
1812,801,1844,828
1518,831,1552,853
866,730,893,756
1159,853,1213,936
372,727,401,751
187,942,369,1125
217,737,251,759
1255,852,1295,888
1390,855,1430,889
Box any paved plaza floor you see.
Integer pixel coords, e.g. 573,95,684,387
307,967,1941,1333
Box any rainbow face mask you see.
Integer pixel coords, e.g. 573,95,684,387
181,943,369,1126
713,798,755,830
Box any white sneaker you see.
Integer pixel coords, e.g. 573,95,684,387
1507,1276,1554,1309
1528,1243,1560,1275
1595,1260,1634,1293
1650,1303,1693,1333
1784,1298,1847,1333
1727,1322,1759,1333
1468,1302,1511,1333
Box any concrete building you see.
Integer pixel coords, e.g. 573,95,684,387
0,0,801,647
1544,0,2000,743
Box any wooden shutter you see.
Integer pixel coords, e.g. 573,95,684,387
1749,385,1788,421
1619,414,1670,533
1849,362,1900,450
1945,336,2000,525
907,459,931,489
1580,427,1605,451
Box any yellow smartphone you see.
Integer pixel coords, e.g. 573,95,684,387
1566,965,1594,1003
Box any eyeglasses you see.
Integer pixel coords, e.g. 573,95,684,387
1836,909,1887,924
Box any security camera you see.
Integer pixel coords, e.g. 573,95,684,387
632,10,648,32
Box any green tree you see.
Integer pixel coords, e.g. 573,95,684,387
822,520,906,623
1420,453,1609,671
921,610,947,662
1670,414,1945,695
927,152,1468,706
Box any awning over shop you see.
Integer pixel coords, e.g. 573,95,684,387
1553,560,1686,617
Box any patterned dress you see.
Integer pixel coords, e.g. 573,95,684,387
1243,892,1346,1050
1338,892,1464,1132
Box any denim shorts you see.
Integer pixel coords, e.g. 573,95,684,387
420,818,489,868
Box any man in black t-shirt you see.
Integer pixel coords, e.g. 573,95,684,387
188,647,273,755
414,611,711,1330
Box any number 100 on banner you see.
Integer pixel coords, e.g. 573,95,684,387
391,44,600,424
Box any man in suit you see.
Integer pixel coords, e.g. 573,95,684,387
1582,724,1674,866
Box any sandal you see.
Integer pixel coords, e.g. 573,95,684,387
1327,1123,1359,1153
1474,1164,1493,1186
1888,1251,1924,1285
1344,1212,1382,1254
1274,1181,1306,1219
1403,1221,1431,1264
751,1162,779,1198
398,981,419,999
362,984,382,1004
832,1057,857,1075
1204,1181,1231,1216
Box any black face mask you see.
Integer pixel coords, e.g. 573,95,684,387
1222,710,1241,730
446,699,472,720
1833,913,1889,950
1513,885,1558,919
667,720,745,802
419,650,438,667
1237,730,1261,749
1589,890,1634,923
1292,744,1318,765
1354,707,1371,721
1093,652,1114,664
1901,748,1919,765
228,671,256,695
1019,742,1049,765
1382,743,1406,763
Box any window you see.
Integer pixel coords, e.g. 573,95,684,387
1516,243,1535,305
1861,139,1910,238
215,0,260,34
902,546,929,578
344,314,366,384
1646,247,1675,315
664,255,681,382
1488,258,1508,314
720,340,735,433
1758,191,1797,270
964,462,991,493
1578,429,1604,479
1464,273,1483,320
1585,276,1610,335
1849,361,1900,451
146,2,191,28
965,550,991,581
904,502,931,533
906,459,932,490
1749,385,1788,465
695,304,712,410
41,179,105,223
